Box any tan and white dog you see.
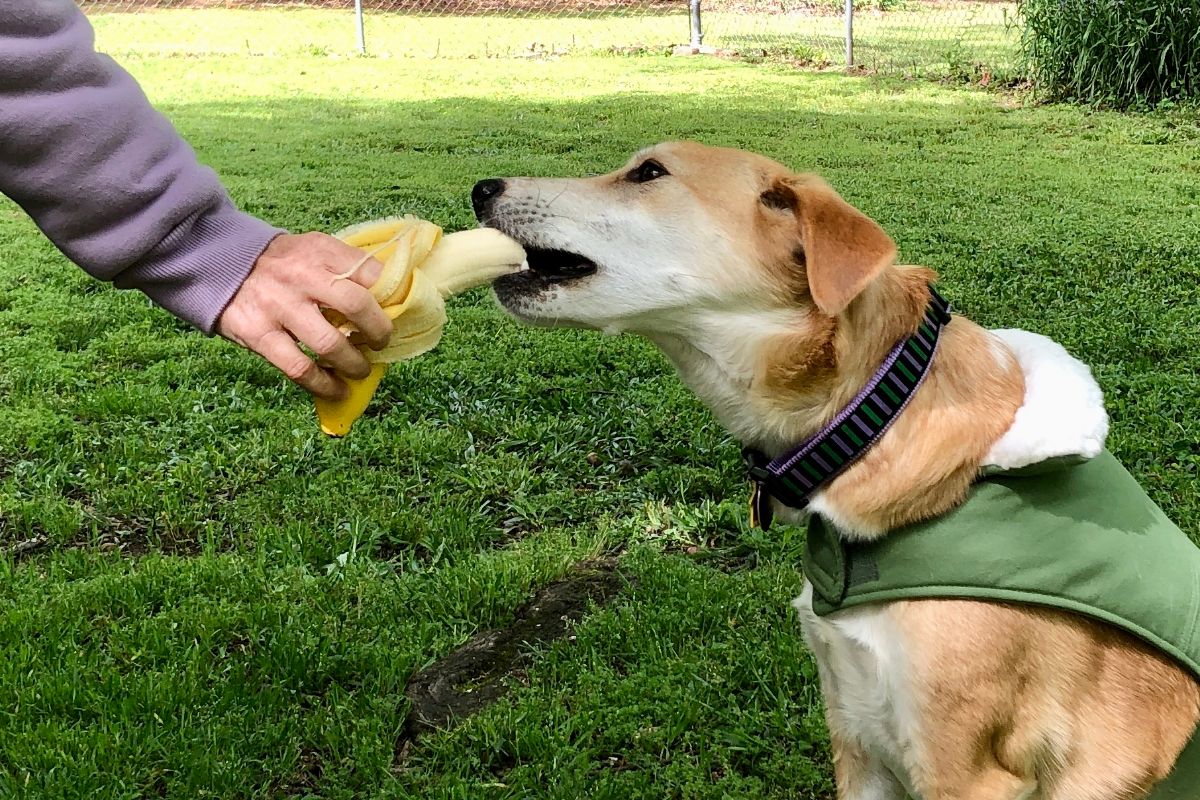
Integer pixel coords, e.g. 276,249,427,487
471,142,1200,799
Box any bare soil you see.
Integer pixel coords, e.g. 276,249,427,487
400,558,630,742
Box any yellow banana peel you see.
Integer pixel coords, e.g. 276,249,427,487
313,363,389,438
314,216,526,436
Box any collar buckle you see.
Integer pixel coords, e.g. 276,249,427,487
928,286,953,325
742,447,772,483
743,448,776,530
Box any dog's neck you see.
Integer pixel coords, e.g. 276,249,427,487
646,268,935,457
648,316,869,455
647,268,1027,537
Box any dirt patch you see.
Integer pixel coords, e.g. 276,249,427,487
272,745,326,796
399,559,630,746
75,520,206,558
3,533,51,562
3,514,207,563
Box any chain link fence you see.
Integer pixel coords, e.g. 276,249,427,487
695,0,1019,76
79,0,1022,78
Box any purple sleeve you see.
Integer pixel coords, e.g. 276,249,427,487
0,1,285,333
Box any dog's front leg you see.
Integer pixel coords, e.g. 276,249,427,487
920,768,1035,800
832,732,908,800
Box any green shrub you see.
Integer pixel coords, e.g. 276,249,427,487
1018,0,1200,107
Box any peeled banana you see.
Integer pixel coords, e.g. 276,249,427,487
315,216,526,436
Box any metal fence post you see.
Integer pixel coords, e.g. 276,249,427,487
689,0,703,48
844,0,853,69
355,0,366,55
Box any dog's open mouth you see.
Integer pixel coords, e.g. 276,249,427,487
524,248,597,283
494,246,597,302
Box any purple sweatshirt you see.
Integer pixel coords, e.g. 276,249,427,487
0,1,284,333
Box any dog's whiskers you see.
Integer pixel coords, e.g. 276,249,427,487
543,186,569,209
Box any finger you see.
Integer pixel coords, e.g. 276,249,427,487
255,329,346,400
323,236,384,289
284,305,373,380
315,279,393,350
348,254,384,290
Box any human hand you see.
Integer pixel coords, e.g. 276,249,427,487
215,232,393,399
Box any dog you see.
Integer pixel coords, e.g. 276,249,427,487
471,141,1200,799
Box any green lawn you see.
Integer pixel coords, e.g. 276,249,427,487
2,25,1200,800
83,3,1021,75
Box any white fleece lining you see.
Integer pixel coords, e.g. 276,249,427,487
982,328,1109,472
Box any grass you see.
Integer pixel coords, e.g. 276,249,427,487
2,14,1200,799
82,2,1021,75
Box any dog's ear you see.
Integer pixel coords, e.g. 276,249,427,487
760,175,897,316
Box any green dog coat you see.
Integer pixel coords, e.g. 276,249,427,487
801,328,1200,798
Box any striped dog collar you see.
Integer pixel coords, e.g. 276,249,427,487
744,286,952,530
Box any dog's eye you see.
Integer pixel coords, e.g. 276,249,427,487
628,159,669,184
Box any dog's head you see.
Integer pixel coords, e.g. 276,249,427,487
475,141,898,337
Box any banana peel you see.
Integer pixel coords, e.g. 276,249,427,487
313,363,388,438
315,216,526,436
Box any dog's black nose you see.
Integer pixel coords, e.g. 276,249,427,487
471,179,505,219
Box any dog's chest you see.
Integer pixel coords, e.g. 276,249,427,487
794,583,924,795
